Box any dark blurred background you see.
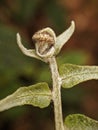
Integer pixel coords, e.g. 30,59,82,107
0,0,98,130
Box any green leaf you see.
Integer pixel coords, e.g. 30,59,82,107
0,82,51,112
64,114,98,130
59,64,98,88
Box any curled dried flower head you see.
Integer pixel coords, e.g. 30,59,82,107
33,30,54,44
32,27,56,58
16,21,75,62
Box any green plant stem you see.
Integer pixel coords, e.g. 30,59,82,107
48,56,64,130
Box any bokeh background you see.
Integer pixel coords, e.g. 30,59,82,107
0,0,98,130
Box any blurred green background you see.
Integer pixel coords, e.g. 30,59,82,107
0,0,98,130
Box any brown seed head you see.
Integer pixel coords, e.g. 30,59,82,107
32,28,55,45
32,27,56,57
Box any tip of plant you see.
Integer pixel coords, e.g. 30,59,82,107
16,33,20,41
71,20,75,31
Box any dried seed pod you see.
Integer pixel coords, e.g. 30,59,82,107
32,27,56,58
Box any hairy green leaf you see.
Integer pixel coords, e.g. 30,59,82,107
64,114,98,130
59,64,98,88
0,82,51,111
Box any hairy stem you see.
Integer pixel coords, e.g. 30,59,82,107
48,57,64,130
